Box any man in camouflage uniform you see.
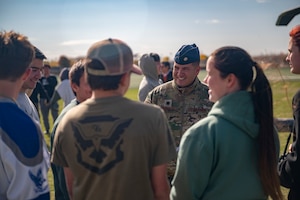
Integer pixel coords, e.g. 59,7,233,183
145,43,213,181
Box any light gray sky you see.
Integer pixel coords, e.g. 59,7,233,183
1,0,299,60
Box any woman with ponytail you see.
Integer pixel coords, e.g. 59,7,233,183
170,46,283,200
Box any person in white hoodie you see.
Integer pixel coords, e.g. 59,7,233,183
138,53,161,102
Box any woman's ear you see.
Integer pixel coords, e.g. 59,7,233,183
226,73,240,91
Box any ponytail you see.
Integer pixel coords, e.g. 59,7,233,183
251,63,283,200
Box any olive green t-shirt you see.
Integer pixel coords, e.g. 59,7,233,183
52,96,176,200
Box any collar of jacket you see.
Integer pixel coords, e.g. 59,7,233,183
172,78,200,95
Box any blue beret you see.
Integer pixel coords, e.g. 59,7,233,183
174,44,200,65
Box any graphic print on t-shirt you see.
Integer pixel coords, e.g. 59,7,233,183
72,115,132,175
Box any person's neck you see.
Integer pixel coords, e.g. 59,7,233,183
19,87,27,93
161,69,169,74
0,80,22,101
91,89,124,99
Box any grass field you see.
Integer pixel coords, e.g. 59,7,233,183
42,67,299,199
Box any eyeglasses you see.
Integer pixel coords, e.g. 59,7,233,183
31,66,43,73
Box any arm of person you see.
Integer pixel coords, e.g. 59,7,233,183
47,90,61,107
40,83,50,101
64,167,74,200
170,126,212,200
151,164,170,200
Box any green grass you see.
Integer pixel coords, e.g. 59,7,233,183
43,68,299,199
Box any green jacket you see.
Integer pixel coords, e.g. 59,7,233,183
170,91,279,200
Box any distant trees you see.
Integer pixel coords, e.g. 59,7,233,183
48,53,289,71
58,55,71,68
253,53,288,69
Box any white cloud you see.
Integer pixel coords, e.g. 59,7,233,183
206,19,220,24
256,0,270,3
194,19,220,25
60,40,95,46
194,19,201,24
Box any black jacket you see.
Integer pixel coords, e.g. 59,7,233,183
278,90,300,200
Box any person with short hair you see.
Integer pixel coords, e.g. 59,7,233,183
0,30,50,200
47,65,75,108
39,62,58,135
51,38,176,200
17,46,46,124
158,61,173,83
278,24,300,200
145,44,213,182
50,59,92,200
171,46,283,200
145,44,213,146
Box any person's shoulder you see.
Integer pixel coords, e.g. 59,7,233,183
61,99,78,113
293,89,300,99
49,75,57,80
57,79,70,88
0,100,40,138
16,93,27,107
185,115,217,137
0,99,21,117
53,100,78,125
0,102,35,126
150,81,173,94
194,79,211,100
292,89,300,107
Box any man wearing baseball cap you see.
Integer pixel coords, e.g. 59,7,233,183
145,43,213,182
51,38,176,200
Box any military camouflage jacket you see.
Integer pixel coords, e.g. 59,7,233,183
145,78,213,146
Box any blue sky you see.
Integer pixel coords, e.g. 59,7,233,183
1,0,299,60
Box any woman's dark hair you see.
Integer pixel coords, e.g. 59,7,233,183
211,46,283,200
85,59,122,90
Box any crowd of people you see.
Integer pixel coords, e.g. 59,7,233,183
0,24,299,200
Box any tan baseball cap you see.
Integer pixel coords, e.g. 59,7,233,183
86,38,142,76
